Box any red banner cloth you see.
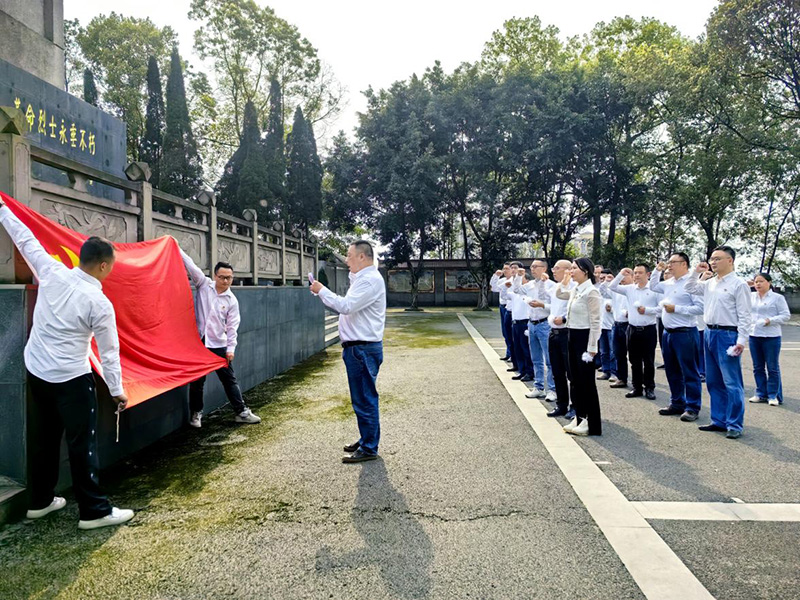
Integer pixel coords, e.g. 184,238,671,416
2,192,226,407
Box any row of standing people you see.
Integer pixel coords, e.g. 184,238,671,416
491,246,790,440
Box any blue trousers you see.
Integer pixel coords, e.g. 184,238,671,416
662,328,702,412
512,320,534,376
502,310,517,369
749,336,783,402
598,329,616,376
698,330,706,378
343,342,383,454
612,323,629,383
499,305,512,358
705,329,745,432
528,320,555,391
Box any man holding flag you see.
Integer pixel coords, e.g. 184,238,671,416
0,196,134,530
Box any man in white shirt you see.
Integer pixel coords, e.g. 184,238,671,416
609,263,662,399
597,270,617,381
542,259,575,418
649,253,705,422
310,240,386,463
516,258,556,397
600,270,632,390
685,245,752,439
490,262,514,361
508,266,536,382
180,251,261,427
0,197,133,530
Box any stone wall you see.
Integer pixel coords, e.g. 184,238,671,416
0,1,65,88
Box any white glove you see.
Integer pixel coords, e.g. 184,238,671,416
581,352,594,363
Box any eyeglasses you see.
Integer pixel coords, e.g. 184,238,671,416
216,275,233,281
667,259,686,265
708,257,729,263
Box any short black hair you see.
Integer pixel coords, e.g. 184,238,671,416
634,262,652,273
671,252,690,266
79,236,115,266
532,257,549,267
713,245,736,261
214,261,234,274
601,268,613,275
350,240,374,259
574,257,596,284
755,272,773,286
509,261,523,268
503,261,512,266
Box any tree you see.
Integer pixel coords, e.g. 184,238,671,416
216,100,264,214
480,16,567,76
286,107,323,233
64,19,86,94
76,13,177,161
83,68,99,106
140,57,166,188
161,48,204,199
261,79,286,220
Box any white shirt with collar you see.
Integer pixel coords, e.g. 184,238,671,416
490,274,512,306
0,206,123,395
750,290,790,338
514,276,554,322
601,299,615,330
318,265,386,342
546,280,574,329
648,271,705,329
609,274,662,326
685,271,753,347
508,276,533,320
599,281,629,323
180,250,240,352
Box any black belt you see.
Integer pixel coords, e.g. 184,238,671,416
614,321,628,327
665,326,696,334
628,324,656,332
707,324,737,332
513,319,528,324
529,318,548,325
342,340,379,348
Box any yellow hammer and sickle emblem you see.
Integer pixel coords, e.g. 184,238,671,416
49,245,80,267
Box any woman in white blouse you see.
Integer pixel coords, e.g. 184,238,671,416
748,273,790,406
556,258,604,436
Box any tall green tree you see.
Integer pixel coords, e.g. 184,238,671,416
161,48,204,199
286,107,323,233
261,79,286,220
83,68,99,106
140,56,166,189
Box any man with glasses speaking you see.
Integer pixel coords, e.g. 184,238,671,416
180,251,262,428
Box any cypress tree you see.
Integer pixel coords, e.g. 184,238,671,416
261,78,286,219
83,68,99,107
286,107,323,232
161,47,203,199
140,56,166,188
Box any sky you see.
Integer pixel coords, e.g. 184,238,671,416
64,0,720,148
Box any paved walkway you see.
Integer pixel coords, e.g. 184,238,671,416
0,309,798,599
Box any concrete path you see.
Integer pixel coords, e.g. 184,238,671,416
0,308,798,599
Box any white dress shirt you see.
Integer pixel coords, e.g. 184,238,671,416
750,290,790,338
648,271,704,329
0,206,123,395
180,249,240,352
609,274,662,326
514,276,553,321
546,280,574,329
490,274,512,306
601,299,615,330
507,276,532,320
556,279,602,352
685,271,752,346
318,265,386,342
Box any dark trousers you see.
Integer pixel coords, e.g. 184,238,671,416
627,324,657,391
28,371,112,521
612,322,629,383
548,328,571,411
698,330,706,378
499,305,512,358
512,319,534,376
567,329,602,435
343,342,383,454
189,346,246,414
662,328,702,412
502,310,516,369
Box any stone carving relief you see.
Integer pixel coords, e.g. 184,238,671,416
303,256,315,277
40,199,128,242
218,239,250,272
258,247,280,274
286,253,300,276
154,225,204,268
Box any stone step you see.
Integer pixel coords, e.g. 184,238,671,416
325,331,340,348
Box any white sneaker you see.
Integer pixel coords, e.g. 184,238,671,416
608,376,619,384
570,419,590,436
545,390,557,402
78,507,134,530
189,411,202,428
563,417,579,433
768,398,780,407
530,389,547,399
748,396,767,403
235,409,261,424
26,496,66,519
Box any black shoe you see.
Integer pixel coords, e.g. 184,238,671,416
698,424,726,432
645,389,656,400
625,389,643,398
520,374,535,382
547,408,568,418
658,406,683,416
506,367,517,372
656,364,666,370
609,381,628,389
343,441,360,453
342,449,379,463
511,374,525,380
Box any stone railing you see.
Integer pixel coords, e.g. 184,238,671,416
0,126,318,285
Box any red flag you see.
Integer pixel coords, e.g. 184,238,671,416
1,192,226,407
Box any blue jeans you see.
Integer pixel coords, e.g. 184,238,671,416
528,320,555,391
342,342,383,455
499,305,512,358
698,330,706,378
598,329,616,376
512,320,534,376
705,329,745,432
662,328,702,412
749,336,783,402
502,310,516,369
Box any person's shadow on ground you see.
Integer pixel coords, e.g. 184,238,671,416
316,460,433,599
